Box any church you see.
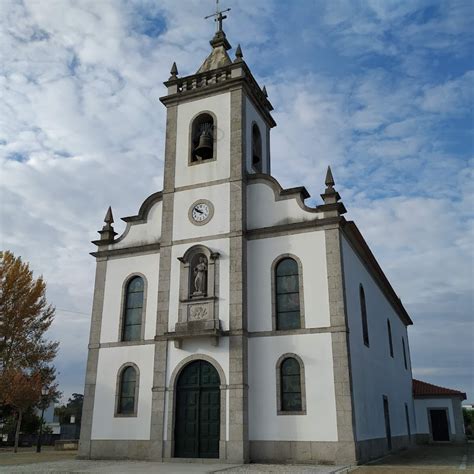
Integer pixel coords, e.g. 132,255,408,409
78,12,418,465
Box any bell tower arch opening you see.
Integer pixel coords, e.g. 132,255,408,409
190,112,216,163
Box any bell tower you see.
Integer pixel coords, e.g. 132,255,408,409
152,7,276,463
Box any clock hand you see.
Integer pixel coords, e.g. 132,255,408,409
195,208,203,214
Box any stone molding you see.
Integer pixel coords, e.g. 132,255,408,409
324,227,357,463
270,253,306,331
246,173,317,213
114,363,140,418
275,353,307,416
122,192,163,223
78,259,107,458
149,103,178,460
90,243,160,259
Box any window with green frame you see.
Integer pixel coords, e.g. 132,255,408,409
118,366,137,415
280,357,302,412
275,258,301,330
122,276,144,341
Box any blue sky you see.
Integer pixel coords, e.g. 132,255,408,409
0,0,473,403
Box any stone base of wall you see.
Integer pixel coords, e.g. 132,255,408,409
416,433,467,444
356,435,414,463
77,440,160,461
249,441,357,465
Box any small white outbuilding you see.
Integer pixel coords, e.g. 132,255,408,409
413,379,466,443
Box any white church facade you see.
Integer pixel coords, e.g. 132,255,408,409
78,21,418,465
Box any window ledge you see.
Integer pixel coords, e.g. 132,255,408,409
277,410,307,416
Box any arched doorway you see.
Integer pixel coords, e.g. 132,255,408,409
174,360,220,458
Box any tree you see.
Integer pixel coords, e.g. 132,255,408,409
55,393,83,425
0,251,60,452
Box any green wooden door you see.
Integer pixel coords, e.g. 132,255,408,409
174,360,220,458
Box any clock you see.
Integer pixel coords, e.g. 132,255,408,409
189,199,214,226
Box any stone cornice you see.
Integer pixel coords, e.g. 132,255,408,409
122,191,163,223
90,243,160,259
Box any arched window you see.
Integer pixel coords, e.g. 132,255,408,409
275,257,301,330
190,113,215,163
252,123,262,172
276,355,306,415
122,276,144,341
360,284,369,346
387,319,394,358
116,365,138,416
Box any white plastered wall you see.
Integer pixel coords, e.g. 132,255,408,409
247,182,319,230
341,235,414,441
414,398,456,435
168,238,230,331
91,345,154,440
101,253,159,342
172,183,230,242
112,200,162,250
164,338,230,441
245,96,269,174
248,334,338,441
174,92,231,188
247,232,330,332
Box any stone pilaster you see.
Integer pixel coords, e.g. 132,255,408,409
78,257,107,458
324,226,357,463
227,87,249,462
150,104,178,459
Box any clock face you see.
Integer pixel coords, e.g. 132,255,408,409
192,203,209,222
189,200,214,225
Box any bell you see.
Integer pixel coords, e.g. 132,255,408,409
195,126,213,160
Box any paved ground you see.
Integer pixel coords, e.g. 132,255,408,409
353,443,473,473
0,448,346,474
1,443,472,473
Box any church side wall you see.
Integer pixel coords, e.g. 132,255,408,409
341,235,415,461
100,253,160,343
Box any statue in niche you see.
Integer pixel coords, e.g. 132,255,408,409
192,256,207,296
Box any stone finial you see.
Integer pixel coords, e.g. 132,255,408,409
325,166,335,191
320,166,346,215
97,206,117,244
234,44,243,63
104,206,114,226
169,62,178,80
262,85,268,97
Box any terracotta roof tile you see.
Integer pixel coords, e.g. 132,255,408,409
413,379,466,400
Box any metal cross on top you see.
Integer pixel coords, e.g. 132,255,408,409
205,0,231,32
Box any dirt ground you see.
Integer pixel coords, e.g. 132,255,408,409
0,446,77,466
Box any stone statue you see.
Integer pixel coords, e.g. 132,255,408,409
193,257,207,295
